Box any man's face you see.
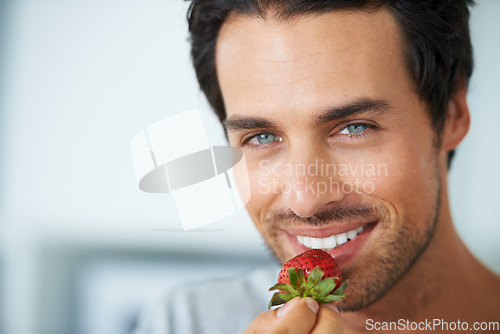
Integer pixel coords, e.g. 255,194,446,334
216,9,443,311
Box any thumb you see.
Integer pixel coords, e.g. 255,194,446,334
311,303,344,334
273,297,320,333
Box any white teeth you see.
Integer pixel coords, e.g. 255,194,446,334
302,236,312,248
336,233,348,245
346,230,358,240
323,235,337,249
296,225,366,250
311,237,323,249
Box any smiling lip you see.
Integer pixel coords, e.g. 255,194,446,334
285,221,377,266
296,224,365,250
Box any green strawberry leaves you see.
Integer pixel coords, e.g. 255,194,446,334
306,266,323,287
289,267,298,287
269,291,296,306
268,266,348,309
333,280,349,295
314,277,335,294
269,283,296,294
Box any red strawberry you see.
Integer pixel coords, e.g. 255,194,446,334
268,249,348,309
278,249,343,287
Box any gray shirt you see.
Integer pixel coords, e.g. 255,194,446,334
132,265,280,334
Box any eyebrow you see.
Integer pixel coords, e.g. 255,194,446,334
316,98,391,124
223,116,277,132
223,98,391,132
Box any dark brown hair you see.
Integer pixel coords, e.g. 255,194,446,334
187,0,474,166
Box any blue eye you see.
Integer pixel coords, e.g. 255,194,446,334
255,133,276,144
243,132,282,147
340,123,368,135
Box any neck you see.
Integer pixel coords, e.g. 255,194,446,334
341,186,500,333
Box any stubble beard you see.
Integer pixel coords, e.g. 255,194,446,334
339,185,440,311
260,177,441,313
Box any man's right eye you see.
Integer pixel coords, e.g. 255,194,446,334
244,132,282,146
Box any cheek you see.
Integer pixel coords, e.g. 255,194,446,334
232,152,252,206
349,137,439,222
242,159,280,227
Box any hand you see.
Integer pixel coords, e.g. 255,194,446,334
243,297,344,334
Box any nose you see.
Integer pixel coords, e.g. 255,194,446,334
281,145,346,218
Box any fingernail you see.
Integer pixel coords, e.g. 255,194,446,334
276,298,299,318
323,303,340,313
304,298,319,314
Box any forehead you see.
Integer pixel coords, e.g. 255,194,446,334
215,8,415,117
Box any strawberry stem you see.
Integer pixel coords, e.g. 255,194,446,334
268,266,348,309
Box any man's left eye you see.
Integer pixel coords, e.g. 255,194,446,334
339,123,368,135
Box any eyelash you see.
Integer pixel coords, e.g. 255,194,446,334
337,122,375,139
241,122,376,148
241,132,282,148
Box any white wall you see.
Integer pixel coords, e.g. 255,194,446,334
449,0,500,272
0,2,266,334
0,0,260,250
0,1,499,334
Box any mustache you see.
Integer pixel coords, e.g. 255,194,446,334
269,204,383,227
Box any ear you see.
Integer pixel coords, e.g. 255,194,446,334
442,80,470,151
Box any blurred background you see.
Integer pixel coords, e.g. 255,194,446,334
0,1,499,333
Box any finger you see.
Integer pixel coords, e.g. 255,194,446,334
243,298,313,333
243,310,274,334
272,297,320,333
310,303,344,334
243,297,320,334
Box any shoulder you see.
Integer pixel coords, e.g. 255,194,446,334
132,264,280,334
